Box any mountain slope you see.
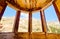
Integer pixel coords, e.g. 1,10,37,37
0,17,60,33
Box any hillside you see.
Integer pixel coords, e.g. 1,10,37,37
0,17,60,33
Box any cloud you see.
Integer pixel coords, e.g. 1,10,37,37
21,12,28,18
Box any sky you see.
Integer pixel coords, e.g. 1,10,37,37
3,4,59,21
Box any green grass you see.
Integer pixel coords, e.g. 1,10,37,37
48,26,60,33
50,26,56,33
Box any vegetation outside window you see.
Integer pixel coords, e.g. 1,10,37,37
44,5,60,33
32,11,42,32
18,12,29,32
0,6,16,32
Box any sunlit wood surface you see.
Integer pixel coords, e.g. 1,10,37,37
0,32,60,39
6,0,53,11
52,0,60,21
54,0,60,13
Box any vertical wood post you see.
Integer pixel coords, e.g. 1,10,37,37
13,11,21,33
28,11,32,39
53,2,60,22
40,10,47,33
0,2,7,20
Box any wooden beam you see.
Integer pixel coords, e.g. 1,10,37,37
53,2,60,22
6,0,53,11
40,10,47,33
13,11,21,33
28,11,32,39
0,2,7,21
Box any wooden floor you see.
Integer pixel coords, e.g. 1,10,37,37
0,32,60,39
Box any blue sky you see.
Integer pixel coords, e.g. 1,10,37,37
44,5,58,21
3,4,58,21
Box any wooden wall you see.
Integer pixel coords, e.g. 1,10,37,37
0,0,7,20
53,0,60,21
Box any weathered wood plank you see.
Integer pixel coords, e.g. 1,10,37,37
28,11,32,39
40,10,47,33
0,32,60,39
53,1,60,22
13,11,21,33
0,32,15,39
31,32,46,39
0,0,7,20
17,32,29,39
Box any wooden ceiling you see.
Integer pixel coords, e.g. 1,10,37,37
6,0,53,11
0,0,60,12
